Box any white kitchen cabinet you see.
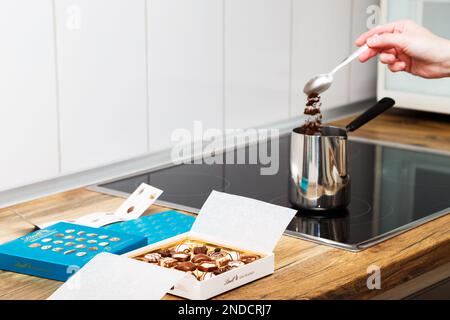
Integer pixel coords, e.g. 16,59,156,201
0,0,59,191
147,0,223,153
55,0,148,173
349,0,378,103
291,0,352,116
224,0,291,129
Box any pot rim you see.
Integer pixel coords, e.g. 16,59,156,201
292,125,347,138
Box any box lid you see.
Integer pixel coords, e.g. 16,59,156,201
191,190,297,252
48,253,186,300
0,222,146,268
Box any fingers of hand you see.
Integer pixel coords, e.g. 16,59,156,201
379,52,397,64
359,47,405,71
358,48,379,62
366,48,407,73
355,22,398,46
359,47,395,63
367,33,405,50
388,61,407,72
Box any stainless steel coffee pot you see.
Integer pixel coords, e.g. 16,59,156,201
289,98,395,211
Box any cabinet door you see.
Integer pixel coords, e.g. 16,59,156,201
225,0,291,129
147,0,223,152
55,0,148,173
0,0,59,191
349,0,378,103
291,0,352,116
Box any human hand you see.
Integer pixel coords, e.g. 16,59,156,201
356,20,450,79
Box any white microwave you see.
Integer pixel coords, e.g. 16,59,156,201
378,0,450,114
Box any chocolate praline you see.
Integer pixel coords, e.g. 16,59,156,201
213,266,231,275
208,251,225,259
215,256,231,267
175,261,197,272
197,262,218,272
198,272,215,281
160,257,178,268
174,243,191,253
226,251,241,261
144,252,161,263
135,257,149,263
155,249,171,257
191,254,213,264
240,254,259,264
193,245,208,254
172,252,191,262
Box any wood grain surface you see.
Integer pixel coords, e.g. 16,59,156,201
0,109,449,300
331,108,450,153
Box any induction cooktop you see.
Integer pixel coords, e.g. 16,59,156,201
91,134,450,251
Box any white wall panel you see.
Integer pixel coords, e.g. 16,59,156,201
56,0,148,173
225,0,291,129
147,0,223,152
0,0,59,191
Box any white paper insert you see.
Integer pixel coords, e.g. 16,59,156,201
48,253,186,300
37,183,163,229
114,183,163,220
191,190,297,252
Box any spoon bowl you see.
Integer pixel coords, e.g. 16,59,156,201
303,73,333,95
303,44,369,96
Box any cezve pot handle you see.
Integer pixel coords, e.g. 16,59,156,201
345,97,396,132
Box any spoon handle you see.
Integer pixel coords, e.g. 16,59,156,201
331,44,369,75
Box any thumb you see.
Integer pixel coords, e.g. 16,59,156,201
367,33,407,50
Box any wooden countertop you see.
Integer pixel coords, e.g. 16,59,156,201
1,108,449,300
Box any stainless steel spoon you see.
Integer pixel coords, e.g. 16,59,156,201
303,44,369,96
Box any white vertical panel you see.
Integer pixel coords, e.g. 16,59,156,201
0,0,59,191
56,0,148,173
349,0,378,102
291,0,352,116
147,0,223,152
225,0,291,129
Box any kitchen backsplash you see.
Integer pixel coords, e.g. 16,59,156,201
0,0,378,195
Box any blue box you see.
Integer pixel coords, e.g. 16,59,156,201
0,222,146,281
102,210,195,245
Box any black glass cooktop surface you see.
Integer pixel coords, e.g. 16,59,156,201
94,135,450,251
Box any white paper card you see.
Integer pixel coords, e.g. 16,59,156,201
37,183,163,229
48,253,186,300
114,183,163,221
191,190,297,252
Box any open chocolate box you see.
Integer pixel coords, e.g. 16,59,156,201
49,191,296,300
124,190,296,300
